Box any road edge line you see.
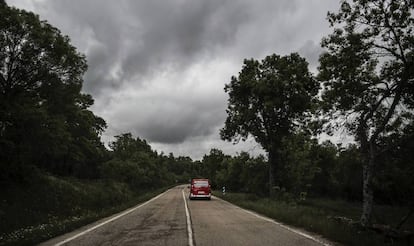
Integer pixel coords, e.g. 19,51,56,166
213,196,332,246
182,189,194,246
54,190,168,246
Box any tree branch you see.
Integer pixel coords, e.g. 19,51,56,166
371,86,403,144
373,43,403,60
381,2,408,66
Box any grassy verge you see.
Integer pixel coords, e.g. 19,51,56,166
214,192,414,246
0,174,171,246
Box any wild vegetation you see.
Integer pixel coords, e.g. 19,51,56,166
214,192,413,246
0,0,413,245
0,3,194,245
220,0,414,236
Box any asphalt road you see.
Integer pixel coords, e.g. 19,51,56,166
39,185,332,246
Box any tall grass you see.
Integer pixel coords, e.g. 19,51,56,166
215,192,413,246
0,174,170,246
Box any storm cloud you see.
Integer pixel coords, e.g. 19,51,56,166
8,0,339,159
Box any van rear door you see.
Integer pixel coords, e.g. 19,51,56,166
190,179,211,199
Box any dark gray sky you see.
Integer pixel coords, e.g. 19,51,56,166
8,0,340,159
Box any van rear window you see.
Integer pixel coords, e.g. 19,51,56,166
193,180,209,187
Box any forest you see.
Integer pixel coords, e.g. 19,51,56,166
0,0,413,245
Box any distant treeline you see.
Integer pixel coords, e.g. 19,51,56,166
199,135,414,206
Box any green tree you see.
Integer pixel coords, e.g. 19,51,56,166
201,148,228,187
221,53,318,194
109,133,154,161
0,4,106,180
103,133,173,190
278,133,320,196
336,145,363,201
309,141,339,198
318,0,414,226
374,122,414,206
224,153,245,191
239,154,267,195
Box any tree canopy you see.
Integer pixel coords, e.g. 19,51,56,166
221,53,318,193
0,4,106,181
318,0,414,226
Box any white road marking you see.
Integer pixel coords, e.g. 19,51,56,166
54,190,168,246
214,196,332,246
182,189,194,246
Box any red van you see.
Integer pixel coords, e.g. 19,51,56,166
189,178,211,200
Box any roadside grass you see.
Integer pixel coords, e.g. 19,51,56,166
214,192,414,246
0,174,171,246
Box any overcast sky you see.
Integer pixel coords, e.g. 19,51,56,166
8,0,341,160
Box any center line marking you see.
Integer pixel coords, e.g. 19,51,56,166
182,189,194,246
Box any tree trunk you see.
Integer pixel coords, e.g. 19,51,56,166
268,149,276,196
361,142,376,227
